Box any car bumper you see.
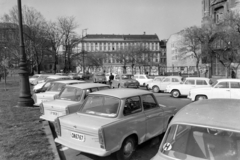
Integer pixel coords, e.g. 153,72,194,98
55,137,112,157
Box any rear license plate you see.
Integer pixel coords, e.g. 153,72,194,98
50,111,58,116
71,132,85,142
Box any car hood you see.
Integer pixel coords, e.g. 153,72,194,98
59,112,117,133
44,99,78,110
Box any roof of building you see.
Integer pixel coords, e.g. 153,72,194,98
171,99,240,132
89,88,152,98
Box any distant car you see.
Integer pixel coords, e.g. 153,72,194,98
145,76,166,90
151,99,240,160
166,77,211,98
40,83,110,123
55,73,68,76
29,74,41,85
78,72,92,80
134,74,153,86
188,79,240,101
92,72,106,83
54,89,177,160
68,73,80,80
149,76,182,93
32,80,85,106
33,76,71,93
112,74,140,88
31,74,55,85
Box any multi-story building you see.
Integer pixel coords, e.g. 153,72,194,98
202,0,240,77
73,34,166,75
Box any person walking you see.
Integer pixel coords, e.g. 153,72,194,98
109,73,114,88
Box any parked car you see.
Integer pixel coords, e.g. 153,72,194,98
33,76,71,93
146,76,166,90
68,73,80,80
112,74,139,88
40,83,110,123
31,74,55,85
151,99,240,160
188,79,240,101
55,73,68,76
32,80,85,106
54,89,177,160
134,74,153,86
29,74,41,85
148,76,182,93
92,72,107,83
166,77,212,98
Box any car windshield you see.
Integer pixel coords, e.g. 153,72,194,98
47,83,65,92
212,81,218,87
146,75,150,79
32,75,39,78
59,87,83,101
80,95,120,118
161,124,240,160
122,75,131,79
154,77,164,81
38,76,48,80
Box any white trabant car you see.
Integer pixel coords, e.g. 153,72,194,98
54,89,177,160
29,74,41,85
188,79,240,101
32,80,84,106
145,76,165,90
152,99,240,160
148,76,182,93
33,75,71,93
40,83,110,122
166,77,211,98
134,74,153,86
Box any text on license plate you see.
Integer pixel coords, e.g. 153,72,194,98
50,111,58,116
71,132,85,142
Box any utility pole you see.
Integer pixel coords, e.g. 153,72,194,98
17,0,34,107
82,28,87,74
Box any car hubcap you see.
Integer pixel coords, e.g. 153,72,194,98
123,142,133,157
153,87,159,92
173,91,179,97
198,96,206,100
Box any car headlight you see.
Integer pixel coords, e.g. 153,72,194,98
39,103,44,114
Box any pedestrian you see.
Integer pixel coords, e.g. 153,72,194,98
231,69,236,78
109,73,114,87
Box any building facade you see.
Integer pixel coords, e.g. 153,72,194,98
73,34,166,75
202,0,240,77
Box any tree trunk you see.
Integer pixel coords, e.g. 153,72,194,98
196,59,200,77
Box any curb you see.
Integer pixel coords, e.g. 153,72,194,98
42,121,61,160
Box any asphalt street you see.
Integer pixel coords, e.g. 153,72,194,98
54,87,192,160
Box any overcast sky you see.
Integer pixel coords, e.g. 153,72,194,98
0,0,202,39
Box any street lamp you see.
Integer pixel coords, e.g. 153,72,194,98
81,28,87,74
17,0,34,107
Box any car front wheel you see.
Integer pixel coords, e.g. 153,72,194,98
116,137,136,160
171,90,180,98
152,86,160,93
195,95,207,101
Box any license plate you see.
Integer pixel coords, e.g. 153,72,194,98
71,132,85,142
50,111,58,116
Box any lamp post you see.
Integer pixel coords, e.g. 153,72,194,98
17,0,34,107
81,28,87,74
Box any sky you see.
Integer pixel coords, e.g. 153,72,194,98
0,0,202,39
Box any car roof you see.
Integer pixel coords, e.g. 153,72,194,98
68,83,109,89
185,77,210,80
89,88,152,98
47,76,69,79
217,78,240,82
164,76,182,78
52,80,83,84
171,99,240,131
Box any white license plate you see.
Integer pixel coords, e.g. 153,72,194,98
50,111,58,116
71,132,85,142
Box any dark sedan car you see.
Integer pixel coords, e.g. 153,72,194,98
112,74,140,88
92,72,107,83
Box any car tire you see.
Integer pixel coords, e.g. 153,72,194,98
195,95,207,101
116,137,136,160
171,90,180,98
152,86,160,93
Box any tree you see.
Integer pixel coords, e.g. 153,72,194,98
180,26,203,77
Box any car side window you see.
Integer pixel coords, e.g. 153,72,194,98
215,82,229,88
123,96,141,116
185,80,195,85
139,76,145,79
142,94,158,110
98,86,110,90
230,82,240,89
196,80,207,85
90,88,98,92
163,78,170,82
172,78,179,82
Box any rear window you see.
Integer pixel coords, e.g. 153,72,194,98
80,95,120,118
47,83,65,91
59,87,83,101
